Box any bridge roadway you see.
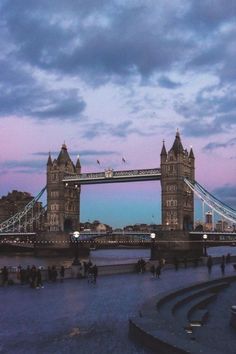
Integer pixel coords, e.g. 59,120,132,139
63,167,161,185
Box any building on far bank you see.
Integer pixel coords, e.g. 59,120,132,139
0,190,44,232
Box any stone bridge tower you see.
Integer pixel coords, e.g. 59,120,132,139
161,131,195,231
46,144,81,232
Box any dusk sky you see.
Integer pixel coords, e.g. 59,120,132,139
0,0,236,227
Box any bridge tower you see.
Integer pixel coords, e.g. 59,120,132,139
46,144,81,232
161,131,195,231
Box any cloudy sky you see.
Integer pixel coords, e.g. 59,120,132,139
0,0,235,227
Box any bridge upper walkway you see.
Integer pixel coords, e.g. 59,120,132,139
63,167,161,185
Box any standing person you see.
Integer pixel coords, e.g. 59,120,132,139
30,266,37,288
36,268,43,288
92,264,98,284
150,264,155,278
207,256,213,274
2,266,8,286
140,259,146,273
60,266,65,282
47,266,52,282
221,260,225,275
155,263,161,279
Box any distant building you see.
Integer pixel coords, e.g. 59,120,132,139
0,190,44,231
205,211,213,231
215,220,234,232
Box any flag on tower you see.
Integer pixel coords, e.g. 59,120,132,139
122,157,126,163
97,160,100,165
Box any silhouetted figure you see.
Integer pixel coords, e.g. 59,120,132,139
36,268,43,288
140,259,146,273
207,256,213,274
47,266,52,282
30,266,37,288
150,264,155,277
155,264,161,279
221,261,225,275
60,266,65,282
2,266,8,286
20,267,26,285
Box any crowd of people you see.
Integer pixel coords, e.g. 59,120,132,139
207,253,232,275
0,260,99,288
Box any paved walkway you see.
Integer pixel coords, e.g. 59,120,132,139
0,263,235,354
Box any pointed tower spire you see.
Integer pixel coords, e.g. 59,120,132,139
161,140,167,156
189,146,194,159
47,152,52,166
57,143,71,164
170,129,184,156
76,155,81,169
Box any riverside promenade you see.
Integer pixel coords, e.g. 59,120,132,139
1,261,236,354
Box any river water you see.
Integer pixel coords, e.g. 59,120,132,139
0,246,236,268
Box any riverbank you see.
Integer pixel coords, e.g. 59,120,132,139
1,254,236,286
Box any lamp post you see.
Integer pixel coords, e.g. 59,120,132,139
203,234,208,257
72,231,80,265
150,232,156,260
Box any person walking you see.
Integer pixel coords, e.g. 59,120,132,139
207,256,213,274
150,264,155,278
60,266,65,282
155,264,161,279
221,261,225,275
30,266,37,288
36,268,44,288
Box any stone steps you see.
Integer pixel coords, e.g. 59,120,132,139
129,275,236,354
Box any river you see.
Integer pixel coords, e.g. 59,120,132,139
0,246,236,268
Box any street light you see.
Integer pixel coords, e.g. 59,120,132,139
72,231,81,265
203,234,208,257
150,232,156,260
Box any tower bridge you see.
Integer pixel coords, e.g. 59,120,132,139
45,131,195,233
0,131,236,258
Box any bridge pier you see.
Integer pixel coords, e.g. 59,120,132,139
151,231,203,262
33,231,90,257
